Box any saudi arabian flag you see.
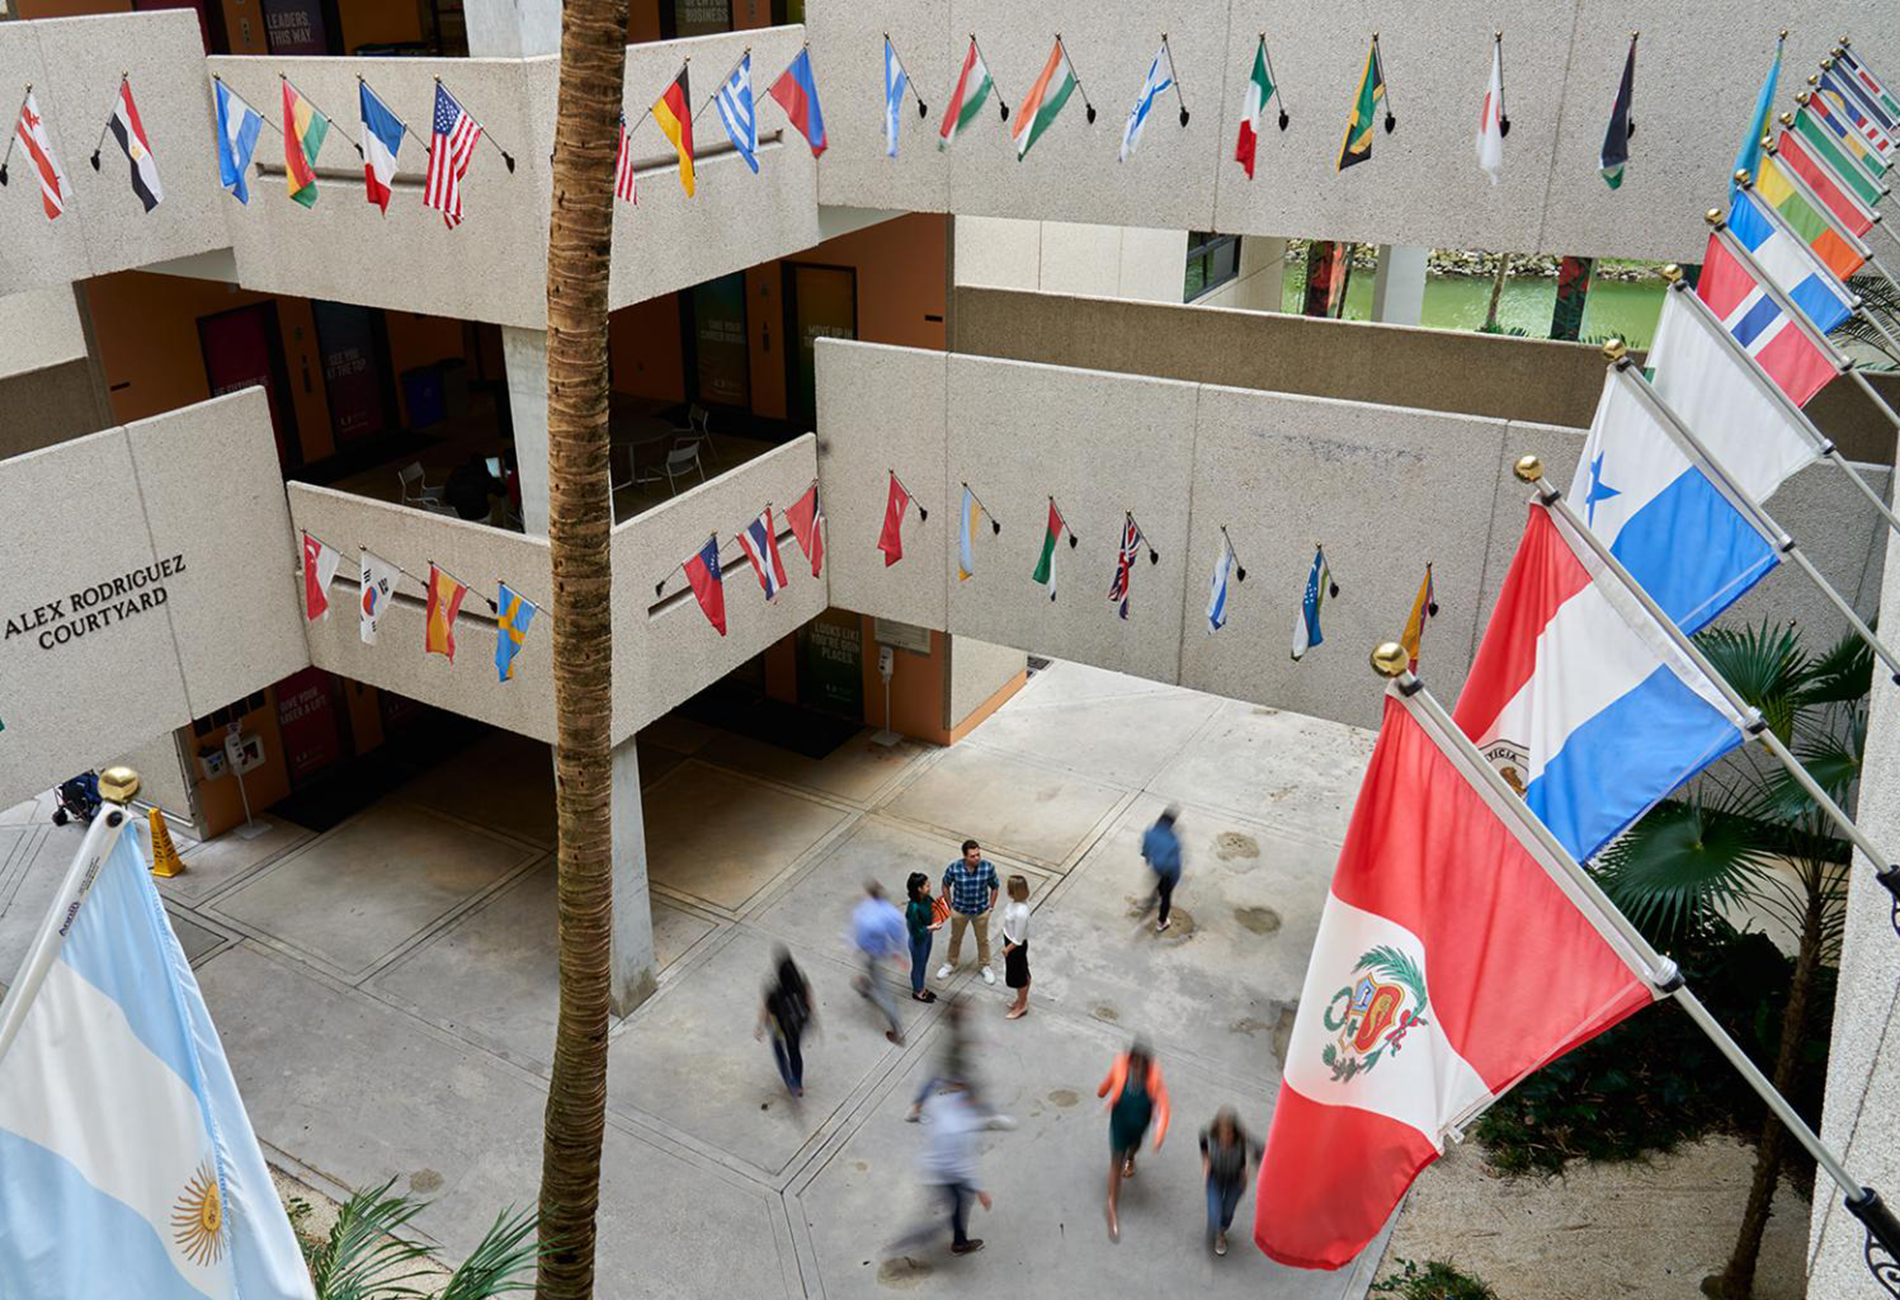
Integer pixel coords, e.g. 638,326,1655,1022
1013,41,1079,160
1032,500,1067,600
939,38,996,150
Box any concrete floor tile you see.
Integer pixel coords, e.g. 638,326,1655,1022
1009,660,1187,709
0,824,81,982
641,713,721,755
166,907,234,964
395,732,556,848
645,761,851,912
162,815,313,905
961,685,1223,790
878,745,1125,869
607,929,926,1177
210,804,538,978
0,790,57,826
695,728,932,805
637,739,689,789
1148,701,1376,843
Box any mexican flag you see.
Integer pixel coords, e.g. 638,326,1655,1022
1235,38,1274,178
939,38,996,150
1031,500,1067,600
1013,41,1079,160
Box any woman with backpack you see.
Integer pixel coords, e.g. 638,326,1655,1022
757,947,815,1098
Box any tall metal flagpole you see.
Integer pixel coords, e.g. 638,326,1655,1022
1370,647,1900,1284
1597,340,1900,683
1510,455,1900,925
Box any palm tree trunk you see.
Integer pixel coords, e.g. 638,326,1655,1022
1707,890,1825,1299
1483,253,1511,330
537,2,629,1296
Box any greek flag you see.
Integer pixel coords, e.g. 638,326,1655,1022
884,38,908,158
1121,43,1172,162
0,812,313,1297
716,52,759,174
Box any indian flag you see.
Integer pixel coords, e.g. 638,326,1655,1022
282,80,327,208
939,38,996,150
1235,37,1275,178
1032,500,1068,600
1013,41,1079,160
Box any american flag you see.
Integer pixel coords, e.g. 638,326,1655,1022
1108,514,1144,620
614,111,637,203
424,83,482,228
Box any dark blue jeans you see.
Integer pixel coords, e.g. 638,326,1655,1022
909,930,933,994
942,1181,974,1246
771,1028,803,1092
1207,1177,1243,1235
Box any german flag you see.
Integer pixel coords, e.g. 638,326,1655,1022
1337,37,1388,171
653,63,695,196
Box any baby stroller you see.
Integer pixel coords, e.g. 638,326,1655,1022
51,771,102,826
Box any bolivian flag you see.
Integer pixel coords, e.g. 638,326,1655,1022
1337,38,1387,170
654,64,695,197
282,79,328,208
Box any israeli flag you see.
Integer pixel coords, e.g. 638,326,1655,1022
1206,535,1236,633
0,813,314,1298
716,53,759,174
1120,43,1172,162
884,38,908,158
213,79,262,205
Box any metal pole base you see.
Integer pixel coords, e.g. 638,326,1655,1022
1847,1188,1900,1296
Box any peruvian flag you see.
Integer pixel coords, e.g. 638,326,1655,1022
1254,686,1657,1270
301,531,343,621
877,472,911,567
785,481,825,577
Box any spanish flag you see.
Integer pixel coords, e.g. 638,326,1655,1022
425,564,469,662
1337,37,1388,171
654,64,695,197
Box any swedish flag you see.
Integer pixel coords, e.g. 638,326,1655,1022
1337,37,1389,171
495,583,539,683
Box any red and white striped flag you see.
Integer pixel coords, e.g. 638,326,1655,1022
13,91,69,221
1254,686,1657,1270
613,111,637,203
423,83,482,229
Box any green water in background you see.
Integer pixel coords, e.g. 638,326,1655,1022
1282,272,1669,350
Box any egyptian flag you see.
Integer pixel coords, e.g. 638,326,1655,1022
653,64,695,197
106,79,163,212
1599,36,1636,190
684,535,727,635
786,482,825,577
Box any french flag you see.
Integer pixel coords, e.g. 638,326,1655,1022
1696,226,1839,408
1453,503,1748,864
738,506,790,601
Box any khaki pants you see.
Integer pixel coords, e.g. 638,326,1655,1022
946,910,991,968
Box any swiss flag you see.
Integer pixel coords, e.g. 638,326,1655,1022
1255,690,1656,1270
877,472,910,567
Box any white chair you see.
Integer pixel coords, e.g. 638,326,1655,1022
658,438,705,495
398,462,446,508
676,404,718,467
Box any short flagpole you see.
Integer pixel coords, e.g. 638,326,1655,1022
1373,32,1396,133
436,76,515,172
212,76,285,139
1219,525,1247,581
1125,510,1160,564
1050,496,1078,547
692,47,750,122
971,35,1011,121
884,34,929,118
1259,34,1290,130
88,73,127,171
1494,32,1510,136
890,470,928,522
1160,34,1189,127
1511,455,1900,927
359,75,431,153
0,85,32,185
1376,648,1900,1281
961,482,1002,534
282,71,364,156
1054,35,1096,124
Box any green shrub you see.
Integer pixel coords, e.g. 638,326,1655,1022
1371,1256,1499,1299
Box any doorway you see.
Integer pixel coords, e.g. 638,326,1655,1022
198,302,302,471
781,262,857,430
311,301,398,446
679,272,752,415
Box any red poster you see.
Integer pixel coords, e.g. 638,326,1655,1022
275,667,342,783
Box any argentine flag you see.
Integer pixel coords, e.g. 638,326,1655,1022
0,813,313,1298
212,79,262,205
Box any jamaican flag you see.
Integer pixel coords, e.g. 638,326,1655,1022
1337,37,1389,170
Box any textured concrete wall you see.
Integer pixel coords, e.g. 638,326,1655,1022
0,360,113,458
288,484,556,743
807,1,1893,261
0,13,231,296
0,286,86,381
611,434,826,740
1196,237,1285,312
953,217,1187,302
0,389,306,810
948,634,1026,728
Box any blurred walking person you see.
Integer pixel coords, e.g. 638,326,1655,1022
937,839,1001,984
906,996,1017,1130
1000,875,1032,1019
905,871,943,1003
1200,1106,1262,1256
852,881,908,1044
890,1080,991,1257
1098,1040,1170,1242
1140,807,1184,934
755,947,814,1098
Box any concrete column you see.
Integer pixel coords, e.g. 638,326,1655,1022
463,0,560,57
499,326,550,538
1370,244,1429,326
610,734,658,1015
1550,256,1595,341
1301,241,1349,317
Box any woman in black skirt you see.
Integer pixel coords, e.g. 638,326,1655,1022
1000,874,1031,1019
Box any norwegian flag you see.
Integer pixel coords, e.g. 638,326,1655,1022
1696,227,1840,408
423,83,482,229
614,110,637,203
1107,513,1145,620
738,506,790,601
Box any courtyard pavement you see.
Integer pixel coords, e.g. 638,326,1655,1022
0,660,1387,1298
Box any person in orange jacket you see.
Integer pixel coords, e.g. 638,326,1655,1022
1097,1040,1169,1242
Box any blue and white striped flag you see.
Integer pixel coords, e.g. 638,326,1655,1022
1206,533,1237,633
716,52,759,173
884,37,908,158
1120,43,1173,162
1291,546,1336,661
0,812,313,1297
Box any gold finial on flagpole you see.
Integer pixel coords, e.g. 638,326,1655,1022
1734,168,1753,186
1661,263,1684,283
1514,455,1545,483
1370,642,1409,678
1602,338,1628,362
98,766,140,804
1706,207,1724,225
1779,111,1795,125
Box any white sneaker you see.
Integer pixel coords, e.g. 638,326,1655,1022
981,966,996,985
936,963,954,980
985,1114,1018,1131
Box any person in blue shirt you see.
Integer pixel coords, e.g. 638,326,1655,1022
1140,807,1183,934
937,839,1002,985
852,881,909,1044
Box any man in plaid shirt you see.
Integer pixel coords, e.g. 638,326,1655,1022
937,839,1001,985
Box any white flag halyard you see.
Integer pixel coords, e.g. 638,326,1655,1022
0,807,314,1297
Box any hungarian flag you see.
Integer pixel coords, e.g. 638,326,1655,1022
786,482,825,577
301,532,343,621
1399,563,1436,669
939,37,996,151
653,64,695,196
1336,37,1387,170
1599,36,1635,189
1031,499,1068,601
683,535,727,636
877,472,912,567
1255,686,1657,1269
106,79,163,213
1235,37,1275,178
1013,40,1079,161
13,91,68,221
424,565,469,661
282,79,328,208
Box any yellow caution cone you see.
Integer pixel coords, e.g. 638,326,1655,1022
148,806,187,879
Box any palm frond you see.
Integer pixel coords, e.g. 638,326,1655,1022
1693,623,1810,743
1595,802,1778,942
309,1180,437,1300
1799,632,1874,707
434,1207,547,1300
1840,275,1900,366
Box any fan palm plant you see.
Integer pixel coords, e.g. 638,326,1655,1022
1595,621,1867,1299
1838,273,1900,367
299,1179,544,1299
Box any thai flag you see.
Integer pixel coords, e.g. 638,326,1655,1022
1696,226,1839,408
1453,503,1749,863
738,506,789,601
